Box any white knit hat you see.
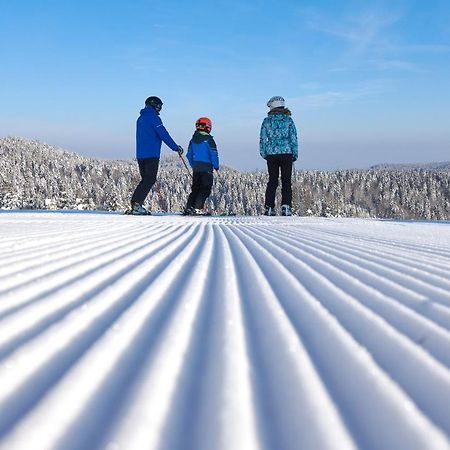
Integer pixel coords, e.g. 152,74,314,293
267,96,285,109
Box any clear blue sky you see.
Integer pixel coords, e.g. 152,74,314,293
1,0,449,170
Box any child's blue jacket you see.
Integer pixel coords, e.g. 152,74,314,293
186,131,219,172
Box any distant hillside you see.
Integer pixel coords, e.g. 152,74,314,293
370,161,450,171
1,136,449,219
0,136,240,213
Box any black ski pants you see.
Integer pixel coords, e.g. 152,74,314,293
186,171,214,210
265,154,293,208
131,157,160,205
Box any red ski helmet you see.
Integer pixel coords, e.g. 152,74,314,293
195,117,212,133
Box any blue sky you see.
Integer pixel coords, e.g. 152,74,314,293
1,0,449,170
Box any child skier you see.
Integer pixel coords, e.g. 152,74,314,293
183,117,219,215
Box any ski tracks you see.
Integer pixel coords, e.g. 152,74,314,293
0,212,450,450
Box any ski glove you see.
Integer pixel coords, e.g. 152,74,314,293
177,145,184,155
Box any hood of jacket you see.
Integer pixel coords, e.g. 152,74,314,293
268,107,291,116
191,130,212,143
140,105,160,116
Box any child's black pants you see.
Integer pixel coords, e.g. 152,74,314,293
186,171,214,210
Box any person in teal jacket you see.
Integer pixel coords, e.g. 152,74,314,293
260,96,298,216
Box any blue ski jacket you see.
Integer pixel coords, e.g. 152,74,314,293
259,108,298,161
186,131,219,172
136,105,179,159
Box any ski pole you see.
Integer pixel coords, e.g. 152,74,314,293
179,153,193,179
292,160,299,214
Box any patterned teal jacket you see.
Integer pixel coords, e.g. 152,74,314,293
259,108,298,161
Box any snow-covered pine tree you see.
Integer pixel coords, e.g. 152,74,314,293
1,136,449,219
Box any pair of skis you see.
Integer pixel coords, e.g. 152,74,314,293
125,153,232,216
123,210,235,217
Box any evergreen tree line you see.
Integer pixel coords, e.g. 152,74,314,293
1,137,449,219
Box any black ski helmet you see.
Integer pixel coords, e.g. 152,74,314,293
145,96,163,110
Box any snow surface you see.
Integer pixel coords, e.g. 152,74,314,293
0,211,450,450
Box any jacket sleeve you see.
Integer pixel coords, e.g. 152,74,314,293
186,142,194,167
208,137,219,170
289,118,298,161
153,117,178,151
259,119,268,159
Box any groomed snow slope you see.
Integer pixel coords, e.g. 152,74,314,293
0,211,450,450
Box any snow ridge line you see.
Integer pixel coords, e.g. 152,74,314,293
275,225,450,287
259,225,450,325
100,225,260,450
289,225,450,275
244,225,450,366
301,224,450,260
0,223,176,320
0,223,200,446
52,223,217,450
0,220,167,269
0,214,450,450
226,225,450,449
256,225,450,332
0,223,172,295
0,219,135,256
221,226,357,450
0,225,192,364
0,217,165,267
297,229,450,297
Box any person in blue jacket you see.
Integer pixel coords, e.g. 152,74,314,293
130,96,183,215
183,117,219,215
260,95,298,216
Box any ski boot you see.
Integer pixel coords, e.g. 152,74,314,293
194,209,211,216
264,206,276,216
182,206,196,216
281,205,292,216
130,202,151,215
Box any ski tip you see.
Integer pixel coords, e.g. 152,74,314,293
123,210,152,216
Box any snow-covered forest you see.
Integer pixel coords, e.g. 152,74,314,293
1,136,449,219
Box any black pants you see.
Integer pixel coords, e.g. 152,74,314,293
265,154,293,208
131,157,160,204
186,171,214,210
